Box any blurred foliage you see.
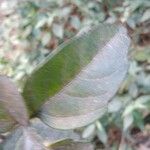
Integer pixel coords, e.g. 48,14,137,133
0,0,150,149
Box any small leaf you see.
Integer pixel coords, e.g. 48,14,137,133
134,46,150,62
82,124,96,139
0,76,29,133
35,18,47,29
123,102,135,117
41,33,51,46
96,121,107,144
118,137,133,150
123,114,133,132
129,83,138,98
60,6,72,18
70,15,81,30
132,110,144,130
52,24,64,39
108,97,123,113
50,140,94,150
0,116,15,133
140,9,150,22
136,95,150,106
23,24,130,129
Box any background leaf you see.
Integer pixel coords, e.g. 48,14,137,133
96,121,108,145
50,140,94,150
82,124,96,139
52,24,64,39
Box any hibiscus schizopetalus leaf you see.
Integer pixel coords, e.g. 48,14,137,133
0,76,29,133
23,23,130,129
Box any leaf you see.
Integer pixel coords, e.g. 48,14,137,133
0,116,15,133
108,97,123,113
16,128,46,150
0,76,29,133
134,46,150,62
123,95,150,118
82,124,96,139
118,137,133,150
70,15,81,30
2,127,46,150
132,110,144,130
23,24,130,129
136,95,150,107
123,114,133,132
2,118,80,150
140,9,150,22
123,103,135,117
129,83,138,98
50,140,94,150
52,24,64,39
96,121,108,144
41,33,51,46
30,118,80,145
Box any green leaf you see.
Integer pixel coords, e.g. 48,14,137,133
49,140,94,150
123,103,135,117
134,46,150,62
132,110,144,130
96,121,107,144
123,114,133,132
0,115,15,133
118,137,133,150
108,97,123,113
0,76,29,133
23,24,130,129
136,95,150,108
82,124,96,139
